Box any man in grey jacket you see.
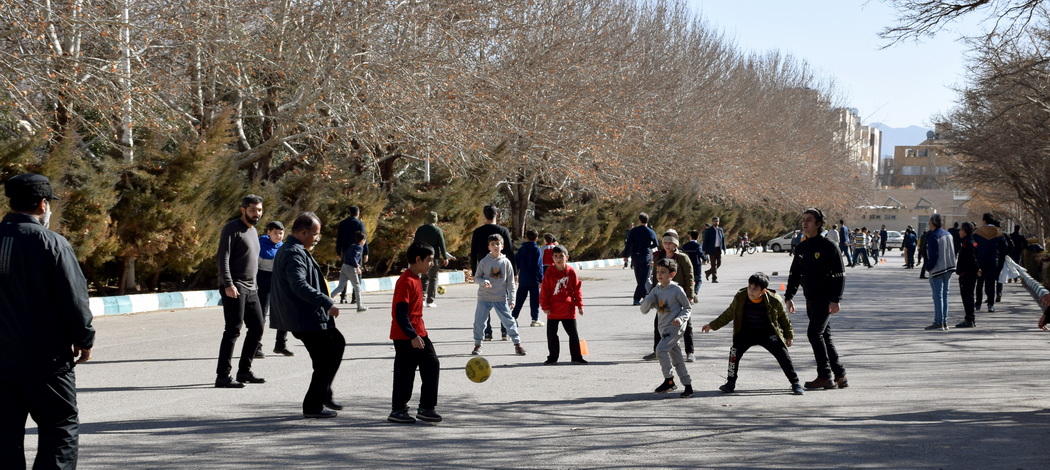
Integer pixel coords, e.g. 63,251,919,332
270,212,345,418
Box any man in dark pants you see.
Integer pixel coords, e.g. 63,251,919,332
336,206,369,305
623,212,659,305
469,204,515,340
973,213,1009,312
215,195,266,388
785,208,847,390
702,216,727,283
955,222,980,328
0,174,95,469
838,220,852,267
271,212,345,418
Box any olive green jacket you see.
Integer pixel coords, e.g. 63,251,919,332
707,288,793,344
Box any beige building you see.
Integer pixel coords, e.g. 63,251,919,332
844,188,979,233
838,108,882,177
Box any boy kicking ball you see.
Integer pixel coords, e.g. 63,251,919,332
700,272,804,396
640,258,693,398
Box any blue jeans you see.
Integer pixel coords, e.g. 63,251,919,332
473,301,520,345
929,272,951,324
851,247,870,267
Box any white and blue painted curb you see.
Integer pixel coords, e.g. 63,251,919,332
89,258,626,317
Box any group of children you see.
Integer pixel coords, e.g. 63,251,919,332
387,226,806,424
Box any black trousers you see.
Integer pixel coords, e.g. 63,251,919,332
653,316,694,355
293,328,346,414
806,298,845,380
392,336,440,411
547,319,583,362
631,253,652,302
725,330,798,384
905,247,915,267
257,271,289,349
420,263,440,304
216,287,264,377
706,251,722,281
0,369,79,470
959,273,978,322
512,283,540,322
976,263,1001,308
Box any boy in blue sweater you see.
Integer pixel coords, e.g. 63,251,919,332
332,231,367,312
257,221,292,356
513,230,544,327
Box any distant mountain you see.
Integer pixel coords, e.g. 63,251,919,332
873,123,933,158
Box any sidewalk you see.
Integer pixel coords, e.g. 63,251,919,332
39,252,1050,469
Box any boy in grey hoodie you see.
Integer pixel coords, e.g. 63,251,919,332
472,234,526,356
640,258,693,398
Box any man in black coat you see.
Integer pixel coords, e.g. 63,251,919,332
336,206,369,305
623,212,659,305
469,204,515,340
271,212,345,418
0,174,95,468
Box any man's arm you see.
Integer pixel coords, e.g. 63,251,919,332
282,251,335,310
53,240,96,356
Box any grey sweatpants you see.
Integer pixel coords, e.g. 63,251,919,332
657,329,691,385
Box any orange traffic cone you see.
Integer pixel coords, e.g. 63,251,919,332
779,282,786,291
579,339,589,355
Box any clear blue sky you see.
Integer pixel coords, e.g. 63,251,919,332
686,1,985,128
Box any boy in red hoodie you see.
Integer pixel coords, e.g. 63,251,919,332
540,245,587,365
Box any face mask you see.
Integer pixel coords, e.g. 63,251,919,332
41,200,52,229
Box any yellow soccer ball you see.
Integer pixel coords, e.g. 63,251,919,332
465,356,491,383
437,285,446,295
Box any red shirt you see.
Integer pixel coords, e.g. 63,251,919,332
539,265,583,319
390,269,427,340
541,243,556,267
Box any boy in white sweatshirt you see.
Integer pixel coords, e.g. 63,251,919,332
640,258,693,398
472,234,525,356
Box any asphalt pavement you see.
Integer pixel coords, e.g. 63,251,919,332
28,251,1050,469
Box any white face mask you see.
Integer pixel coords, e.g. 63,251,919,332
41,200,52,229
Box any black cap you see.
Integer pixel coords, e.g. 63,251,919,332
4,174,59,201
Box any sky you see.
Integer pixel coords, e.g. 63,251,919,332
685,1,986,128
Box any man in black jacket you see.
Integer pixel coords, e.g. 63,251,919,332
469,204,515,340
623,212,659,305
0,174,95,469
215,195,265,388
785,208,847,390
336,206,369,304
271,212,345,418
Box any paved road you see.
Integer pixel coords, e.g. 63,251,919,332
29,251,1050,469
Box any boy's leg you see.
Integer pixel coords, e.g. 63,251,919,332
759,335,800,384
693,279,701,296
668,340,691,386
546,320,561,362
726,335,756,385
424,263,440,304
473,302,491,345
512,285,528,319
652,315,660,352
391,339,417,411
350,272,364,309
418,336,440,411
683,320,694,355
331,265,351,298
563,319,583,360
493,302,521,343
528,284,541,321
656,332,684,380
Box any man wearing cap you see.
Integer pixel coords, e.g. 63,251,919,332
413,211,455,307
215,195,266,388
785,208,848,390
702,216,727,283
0,174,95,468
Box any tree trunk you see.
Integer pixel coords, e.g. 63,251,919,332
119,254,136,295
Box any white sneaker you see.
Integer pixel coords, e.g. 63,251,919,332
426,302,436,308
356,306,369,312
686,353,695,362
530,320,544,327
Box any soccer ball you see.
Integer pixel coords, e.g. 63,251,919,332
437,285,446,295
465,356,491,383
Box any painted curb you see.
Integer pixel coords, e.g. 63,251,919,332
89,258,625,317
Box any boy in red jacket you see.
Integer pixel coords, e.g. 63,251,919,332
387,242,442,424
540,245,587,365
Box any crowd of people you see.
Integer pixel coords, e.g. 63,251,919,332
5,169,1047,466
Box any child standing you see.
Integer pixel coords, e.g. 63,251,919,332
640,258,693,398
700,272,804,395
472,234,526,356
540,233,558,273
388,242,442,424
539,245,586,365
332,231,368,312
514,229,544,327
257,221,293,356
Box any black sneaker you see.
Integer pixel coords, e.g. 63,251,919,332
923,323,944,331
514,345,527,356
273,347,295,356
543,359,558,365
502,335,509,341
570,358,589,365
236,372,266,384
416,408,442,423
254,350,266,359
791,383,805,395
680,385,693,398
719,382,736,393
654,377,677,393
387,408,416,424
215,376,245,388
304,409,338,419
484,335,493,342
955,321,976,328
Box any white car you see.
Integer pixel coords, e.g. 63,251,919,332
766,230,800,253
882,230,903,250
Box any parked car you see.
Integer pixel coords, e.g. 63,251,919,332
766,230,799,253
883,230,903,250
